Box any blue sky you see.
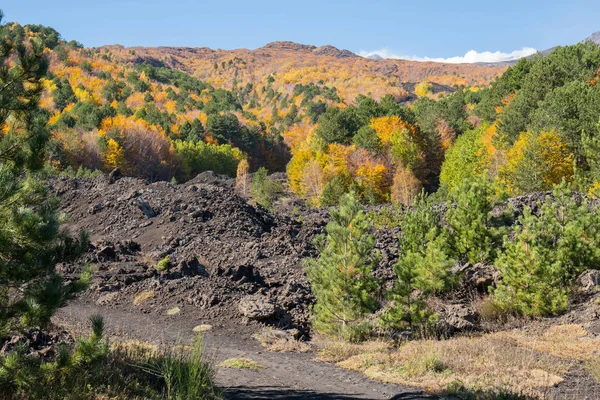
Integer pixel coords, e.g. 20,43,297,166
2,0,599,62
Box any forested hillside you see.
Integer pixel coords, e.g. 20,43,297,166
5,8,600,399
286,41,600,205
2,21,506,186
6,21,599,205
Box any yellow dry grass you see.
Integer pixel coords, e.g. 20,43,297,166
327,324,600,397
166,307,181,316
500,324,600,361
313,336,390,363
253,328,312,353
133,290,155,306
110,340,160,362
219,358,263,370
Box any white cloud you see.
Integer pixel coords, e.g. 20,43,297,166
358,47,537,64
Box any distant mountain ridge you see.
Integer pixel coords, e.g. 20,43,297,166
260,41,359,58
101,41,505,103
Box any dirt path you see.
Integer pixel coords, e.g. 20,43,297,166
54,301,431,400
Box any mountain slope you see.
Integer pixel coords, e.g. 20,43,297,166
585,31,600,45
100,41,506,103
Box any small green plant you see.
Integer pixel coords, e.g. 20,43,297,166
219,358,263,370
156,256,171,272
250,167,282,210
137,335,221,399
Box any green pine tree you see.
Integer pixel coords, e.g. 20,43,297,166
493,183,600,316
445,176,508,265
305,192,379,341
250,167,281,210
381,193,456,331
0,12,87,336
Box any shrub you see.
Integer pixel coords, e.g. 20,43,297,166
156,256,171,272
250,167,282,210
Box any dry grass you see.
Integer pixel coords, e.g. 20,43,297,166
325,324,600,398
110,339,160,362
500,324,600,361
253,328,311,353
133,290,155,306
585,357,600,383
193,324,213,333
139,254,156,267
166,307,181,316
312,335,390,363
219,358,263,370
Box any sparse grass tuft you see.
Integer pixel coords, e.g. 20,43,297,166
133,290,155,306
585,357,600,383
253,328,311,353
134,335,221,399
477,297,510,323
313,336,390,363
219,358,263,370
193,324,213,333
166,307,181,316
111,340,160,361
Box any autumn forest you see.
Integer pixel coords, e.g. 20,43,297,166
4,10,600,399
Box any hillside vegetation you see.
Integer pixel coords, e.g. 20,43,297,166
3,9,600,399
1,21,506,186
286,41,600,206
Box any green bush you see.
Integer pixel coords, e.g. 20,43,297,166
250,167,282,210
156,256,171,272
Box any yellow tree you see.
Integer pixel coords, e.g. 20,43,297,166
287,144,313,195
369,116,417,145
391,164,421,206
235,158,250,198
104,138,125,170
414,81,433,97
301,160,325,206
355,162,390,203
500,131,574,194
